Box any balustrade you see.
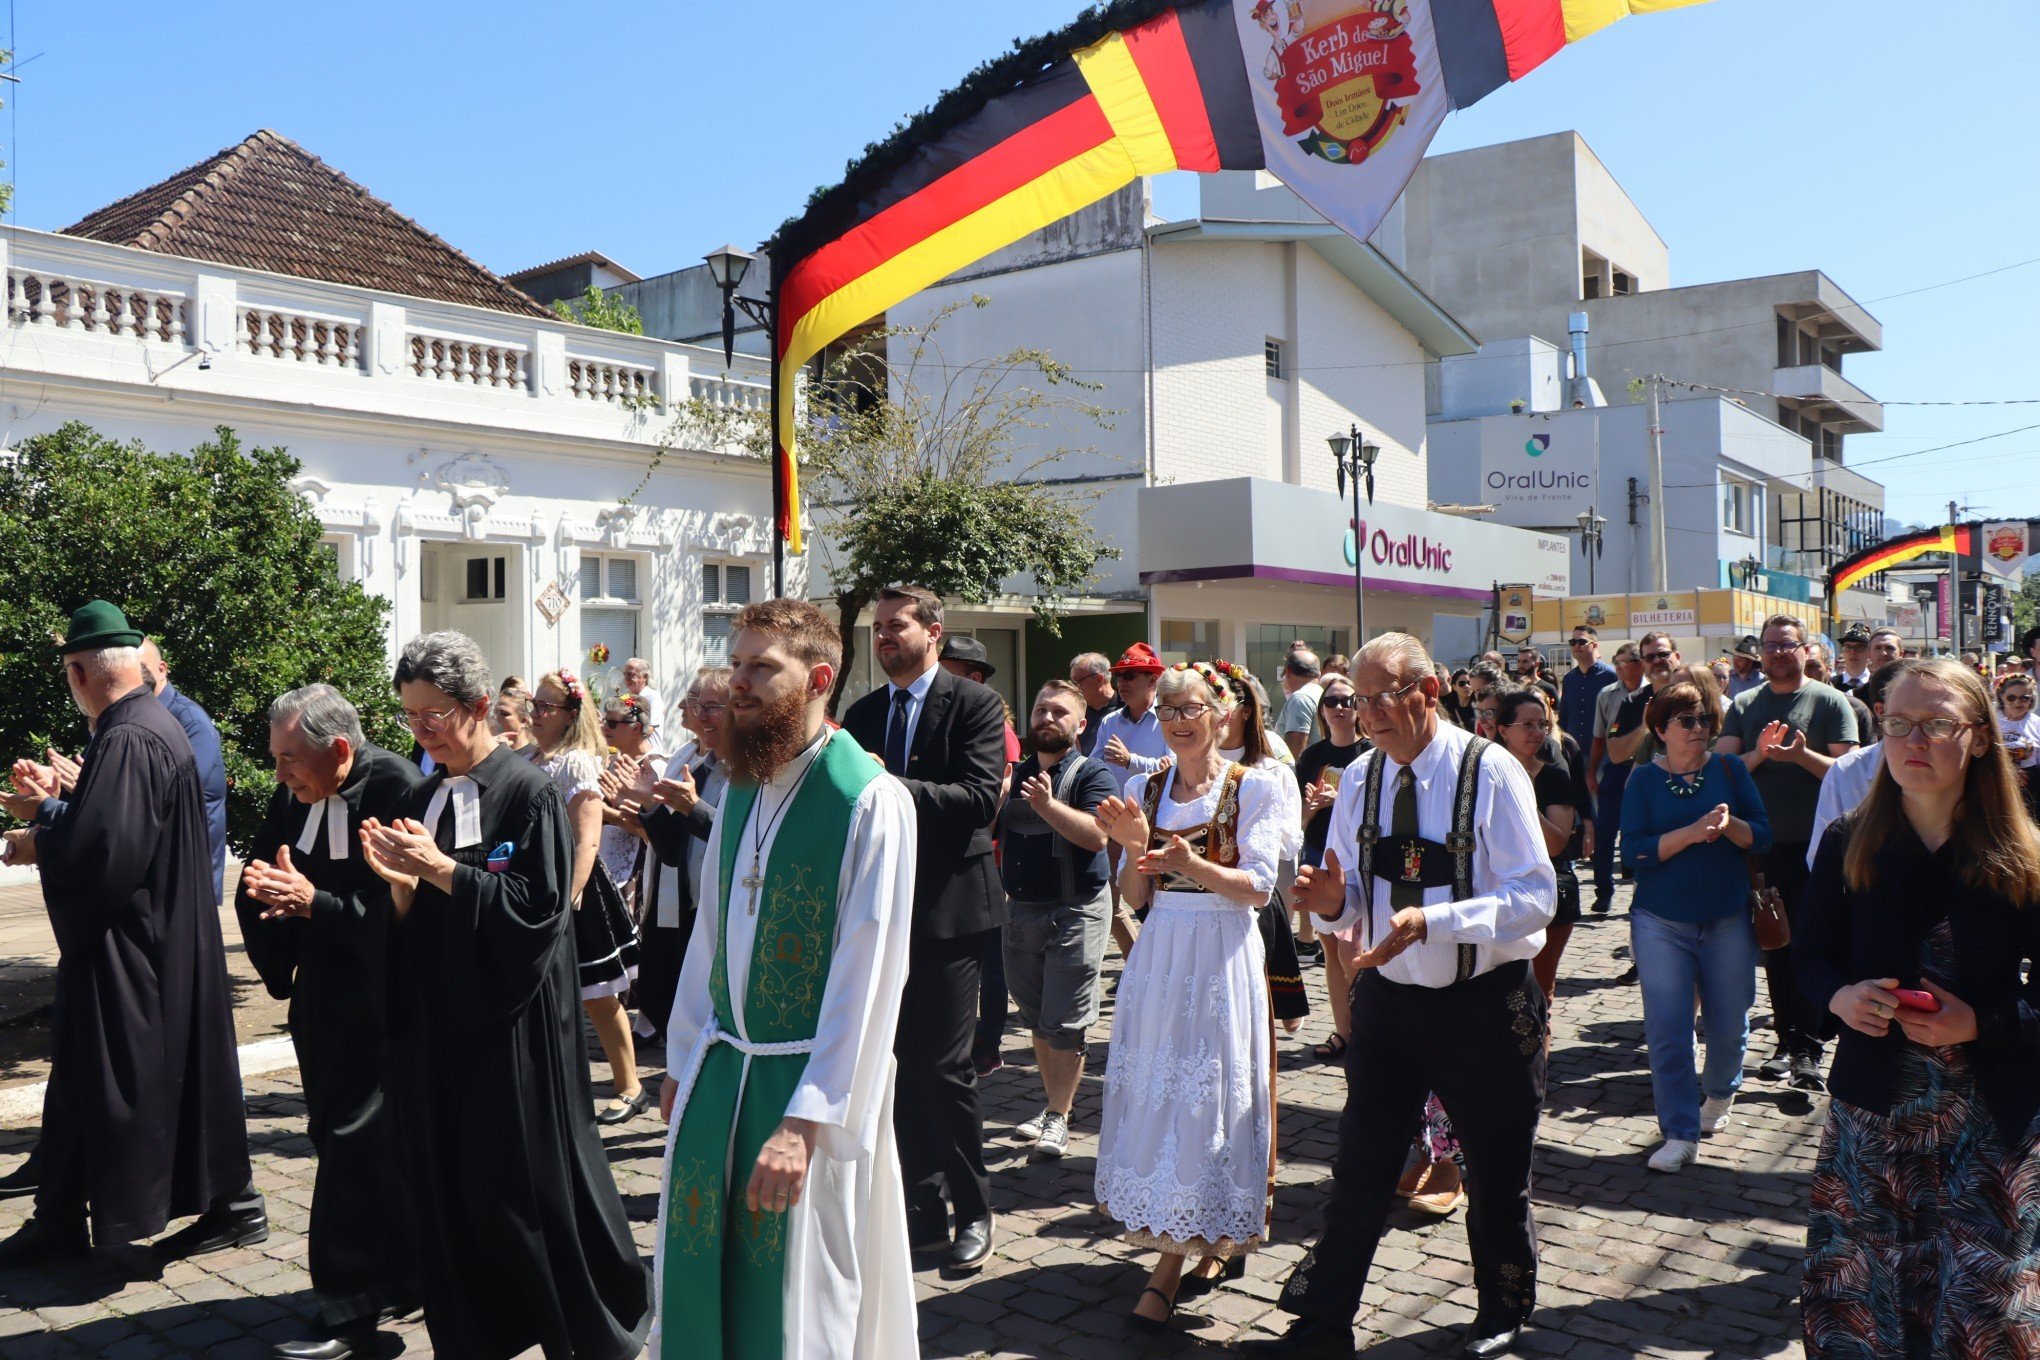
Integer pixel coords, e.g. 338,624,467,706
9,272,188,342
569,356,655,404
408,333,529,390
239,305,363,368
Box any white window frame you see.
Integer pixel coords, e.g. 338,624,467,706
702,559,756,666
1264,338,1285,380
461,552,509,603
578,551,644,607
1721,478,1755,536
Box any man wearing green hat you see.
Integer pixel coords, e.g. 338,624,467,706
0,601,261,1265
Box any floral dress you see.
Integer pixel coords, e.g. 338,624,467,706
1803,920,2040,1358
1095,763,1285,1257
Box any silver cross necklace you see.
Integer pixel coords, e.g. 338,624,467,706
739,735,826,916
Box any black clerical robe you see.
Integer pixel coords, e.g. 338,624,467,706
34,687,249,1244
387,744,651,1360
235,742,421,1330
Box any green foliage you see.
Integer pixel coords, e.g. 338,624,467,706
659,297,1122,711
550,284,644,335
0,423,403,853
2013,572,2040,639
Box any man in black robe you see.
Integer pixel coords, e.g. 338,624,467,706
0,601,263,1265
235,684,421,1360
361,629,650,1360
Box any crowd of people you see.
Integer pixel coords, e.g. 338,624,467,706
1,594,2037,1360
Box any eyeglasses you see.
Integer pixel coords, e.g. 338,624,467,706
401,704,461,732
600,718,635,730
1569,638,1593,648
2003,694,2035,706
688,702,727,717
1504,718,1551,731
1156,702,1214,721
1320,695,1357,711
1640,651,1675,664
1760,640,1803,654
1665,713,1710,732
1353,679,1422,710
530,699,570,715
1473,706,1499,719
1879,715,1972,742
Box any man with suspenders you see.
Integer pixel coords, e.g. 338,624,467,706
1238,634,1557,1360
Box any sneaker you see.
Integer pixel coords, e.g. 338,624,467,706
1648,1139,1698,1173
1758,1053,1791,1081
1294,939,1325,967
1033,1112,1070,1160
1789,1053,1827,1095
974,1050,1005,1078
1699,1095,1734,1134
1014,1107,1051,1142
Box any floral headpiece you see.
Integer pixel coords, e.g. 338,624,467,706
1171,659,1241,709
548,667,586,707
610,692,648,727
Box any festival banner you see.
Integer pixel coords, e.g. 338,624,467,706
1980,521,2030,579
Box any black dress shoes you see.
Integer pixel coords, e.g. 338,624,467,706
0,1147,41,1199
946,1215,994,1273
0,1217,90,1268
152,1205,270,1258
1463,1317,1525,1358
1232,1317,1354,1357
272,1329,377,1360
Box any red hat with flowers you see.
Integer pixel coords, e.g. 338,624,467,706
1111,642,1165,676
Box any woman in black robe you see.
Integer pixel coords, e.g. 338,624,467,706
359,630,651,1360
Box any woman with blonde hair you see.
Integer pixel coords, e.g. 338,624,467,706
1095,663,1285,1328
528,668,647,1124
1797,659,2040,1357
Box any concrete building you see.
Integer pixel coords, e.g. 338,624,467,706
1391,131,1890,623
505,251,645,309
8,131,779,700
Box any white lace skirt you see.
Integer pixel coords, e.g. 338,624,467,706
1095,891,1273,1256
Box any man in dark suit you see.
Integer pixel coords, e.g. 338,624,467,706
841,584,1007,1273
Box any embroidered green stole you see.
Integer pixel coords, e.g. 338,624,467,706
660,729,880,1358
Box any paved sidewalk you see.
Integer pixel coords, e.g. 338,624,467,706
0,885,1817,1357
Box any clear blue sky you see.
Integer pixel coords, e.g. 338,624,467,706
10,0,2039,528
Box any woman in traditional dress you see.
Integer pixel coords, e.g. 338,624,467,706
1212,661,1310,1034
1797,659,2040,1358
1095,663,1285,1328
359,631,651,1360
528,668,647,1124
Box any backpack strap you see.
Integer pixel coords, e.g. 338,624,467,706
1356,751,1386,949
1448,736,1490,982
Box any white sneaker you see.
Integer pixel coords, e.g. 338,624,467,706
1014,1107,1051,1142
1648,1139,1698,1173
1700,1095,1734,1134
1033,1112,1070,1160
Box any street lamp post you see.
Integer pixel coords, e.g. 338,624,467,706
703,244,784,596
1575,505,1606,594
1328,425,1381,654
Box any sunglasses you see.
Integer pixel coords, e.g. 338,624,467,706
1640,651,1675,664
1665,713,1710,732
1320,695,1357,711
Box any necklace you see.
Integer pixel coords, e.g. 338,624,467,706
1663,760,1707,797
738,734,826,916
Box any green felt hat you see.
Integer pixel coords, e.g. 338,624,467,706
57,600,144,654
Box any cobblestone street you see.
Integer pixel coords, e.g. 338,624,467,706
0,884,1817,1358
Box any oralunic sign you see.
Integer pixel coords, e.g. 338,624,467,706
1479,420,1597,524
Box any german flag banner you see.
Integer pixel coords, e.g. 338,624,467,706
1830,524,1975,597
769,0,1714,552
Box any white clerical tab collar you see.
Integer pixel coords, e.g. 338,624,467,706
422,775,483,849
295,793,350,861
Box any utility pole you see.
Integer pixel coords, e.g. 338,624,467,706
1647,375,1669,592
1947,499,1961,654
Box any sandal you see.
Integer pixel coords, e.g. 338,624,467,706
596,1088,652,1126
1176,1255,1245,1300
1312,1032,1349,1062
1128,1286,1177,1334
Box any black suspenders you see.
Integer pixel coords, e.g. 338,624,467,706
1356,736,1491,982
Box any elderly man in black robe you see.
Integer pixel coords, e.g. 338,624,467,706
0,600,262,1266
236,684,422,1360
359,630,651,1360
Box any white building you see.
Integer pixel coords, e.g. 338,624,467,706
4,130,779,701
626,175,1568,706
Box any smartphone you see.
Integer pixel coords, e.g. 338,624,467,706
1891,988,1940,1013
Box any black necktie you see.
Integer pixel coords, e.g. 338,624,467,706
884,689,912,775
1389,767,1423,913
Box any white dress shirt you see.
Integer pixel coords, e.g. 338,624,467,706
1807,741,1885,868
634,685,666,738
883,660,940,762
1093,704,1170,795
1318,721,1557,987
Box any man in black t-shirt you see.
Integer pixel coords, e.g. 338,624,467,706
998,680,1117,1161
1606,631,1683,772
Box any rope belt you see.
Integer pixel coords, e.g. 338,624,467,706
667,1016,817,1127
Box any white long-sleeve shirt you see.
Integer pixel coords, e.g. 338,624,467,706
1318,721,1556,987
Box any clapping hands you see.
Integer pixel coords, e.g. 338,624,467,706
1094,796,1151,852
242,845,317,919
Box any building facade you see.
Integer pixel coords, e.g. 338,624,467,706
6,133,778,703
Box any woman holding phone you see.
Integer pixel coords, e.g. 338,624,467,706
1796,659,2040,1359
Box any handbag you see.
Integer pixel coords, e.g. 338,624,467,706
1747,861,1790,951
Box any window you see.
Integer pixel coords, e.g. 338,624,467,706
578,552,644,673
317,538,345,580
1721,479,1754,535
702,561,754,665
1777,315,1794,366
1611,269,1635,296
1159,620,1220,667
1264,339,1285,380
464,555,507,602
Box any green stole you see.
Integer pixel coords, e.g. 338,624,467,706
660,729,881,1358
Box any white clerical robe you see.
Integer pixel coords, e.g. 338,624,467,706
651,730,917,1359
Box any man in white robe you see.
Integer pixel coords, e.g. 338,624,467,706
652,598,916,1360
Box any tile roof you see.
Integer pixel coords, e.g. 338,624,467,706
504,251,643,285
63,129,551,318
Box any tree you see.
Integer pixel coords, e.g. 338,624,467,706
551,284,644,335
0,423,403,853
666,297,1122,711
2013,571,2040,642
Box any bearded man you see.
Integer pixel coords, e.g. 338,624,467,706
653,598,918,1359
